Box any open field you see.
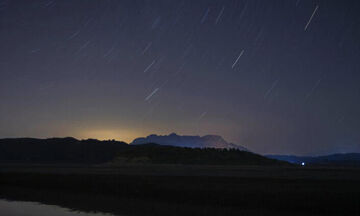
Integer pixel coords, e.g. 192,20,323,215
2,163,360,179
1,164,360,215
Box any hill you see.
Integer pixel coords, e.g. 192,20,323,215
0,137,128,164
114,143,285,165
131,133,249,151
0,137,285,166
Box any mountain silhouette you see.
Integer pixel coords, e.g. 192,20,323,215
0,137,128,164
131,133,249,151
0,137,289,165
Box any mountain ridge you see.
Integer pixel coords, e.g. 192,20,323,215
131,133,249,151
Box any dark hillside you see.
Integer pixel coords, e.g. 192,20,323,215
0,138,287,166
0,138,128,164
115,143,287,165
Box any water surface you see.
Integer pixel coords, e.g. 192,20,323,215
0,199,116,216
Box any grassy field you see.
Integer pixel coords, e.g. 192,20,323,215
1,164,360,216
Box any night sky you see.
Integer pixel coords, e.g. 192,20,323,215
1,0,360,155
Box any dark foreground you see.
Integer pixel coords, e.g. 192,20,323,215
1,164,360,216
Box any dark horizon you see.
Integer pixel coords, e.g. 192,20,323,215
1,0,360,156
1,134,360,157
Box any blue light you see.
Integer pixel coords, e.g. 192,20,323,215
301,162,305,166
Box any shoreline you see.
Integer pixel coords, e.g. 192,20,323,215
1,164,360,215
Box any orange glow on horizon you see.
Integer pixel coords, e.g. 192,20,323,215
76,128,143,143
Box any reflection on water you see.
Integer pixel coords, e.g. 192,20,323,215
0,199,116,216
